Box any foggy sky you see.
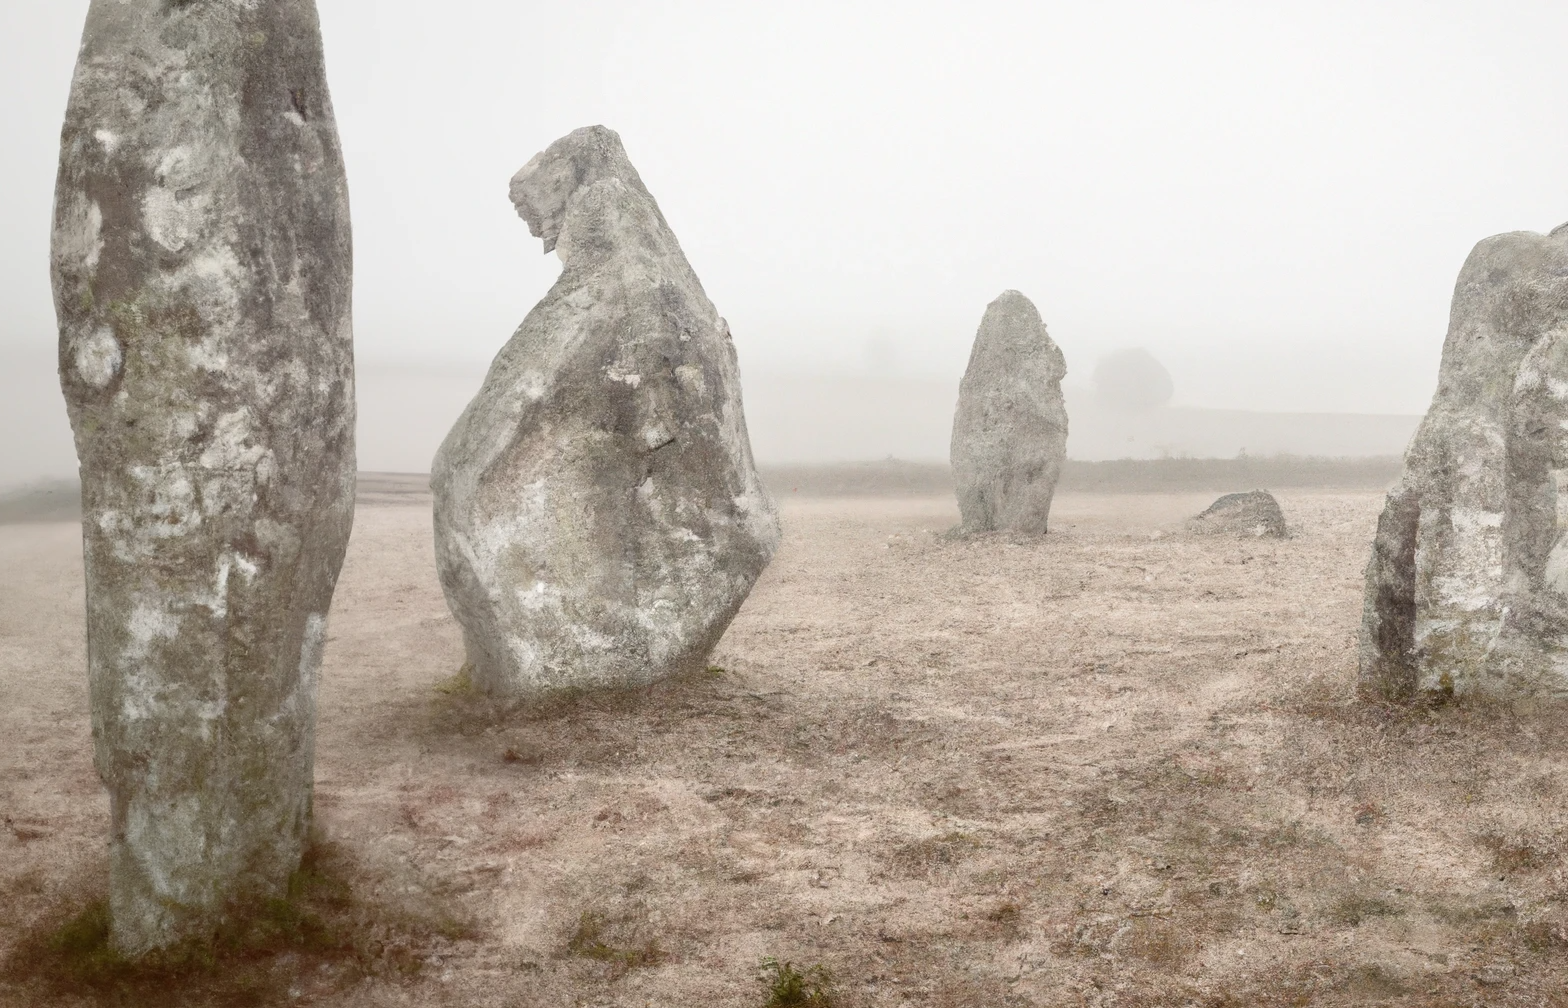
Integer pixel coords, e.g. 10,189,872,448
4,1,1568,414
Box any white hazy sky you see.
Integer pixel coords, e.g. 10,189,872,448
4,0,1568,413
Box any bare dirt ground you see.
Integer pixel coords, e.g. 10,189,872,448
4,489,1568,1006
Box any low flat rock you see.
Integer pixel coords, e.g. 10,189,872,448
1188,490,1287,538
431,126,779,700
1362,223,1568,699
950,291,1068,534
52,0,354,955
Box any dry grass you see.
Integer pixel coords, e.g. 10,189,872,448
0,831,477,1006
4,490,1568,1005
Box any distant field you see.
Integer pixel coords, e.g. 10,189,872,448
0,457,1405,524
762,455,1404,497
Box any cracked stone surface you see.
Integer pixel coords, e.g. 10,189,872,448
1188,491,1287,539
950,290,1069,534
431,126,779,701
1361,224,1568,699
51,0,354,955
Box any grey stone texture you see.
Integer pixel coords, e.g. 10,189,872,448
51,0,355,955
950,291,1069,534
431,126,779,701
1361,223,1568,699
1188,490,1287,538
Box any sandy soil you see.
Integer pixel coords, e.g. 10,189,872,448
3,491,1568,1006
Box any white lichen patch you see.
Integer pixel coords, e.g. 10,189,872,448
143,186,207,254
297,613,327,683
674,364,706,395
54,191,104,272
515,580,556,613
75,326,123,387
197,409,267,470
128,466,202,539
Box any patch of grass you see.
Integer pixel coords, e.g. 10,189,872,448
1338,963,1410,998
1,831,477,1006
1516,920,1568,953
890,831,979,876
434,662,474,695
1427,896,1518,925
1259,818,1328,849
1326,893,1403,927
1119,918,1198,968
982,900,1023,938
1478,833,1557,874
759,956,836,1007
564,912,662,973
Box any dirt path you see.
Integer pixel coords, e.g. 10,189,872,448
3,491,1567,1006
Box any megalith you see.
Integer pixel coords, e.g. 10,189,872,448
431,126,779,700
950,291,1069,534
1188,490,1287,538
52,1,354,955
1360,224,1568,699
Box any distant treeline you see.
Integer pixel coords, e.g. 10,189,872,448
1059,454,1403,492
0,456,1404,523
761,454,1404,497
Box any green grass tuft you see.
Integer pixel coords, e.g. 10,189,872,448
434,662,475,695
565,912,662,971
760,956,836,1007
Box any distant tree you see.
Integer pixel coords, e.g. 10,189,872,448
1093,348,1174,412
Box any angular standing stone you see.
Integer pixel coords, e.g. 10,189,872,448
1188,490,1287,538
950,291,1069,534
431,126,779,700
1361,224,1568,699
51,0,354,955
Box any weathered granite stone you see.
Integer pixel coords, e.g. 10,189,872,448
1188,490,1287,538
51,0,354,955
1361,224,1568,699
950,291,1068,534
431,126,779,700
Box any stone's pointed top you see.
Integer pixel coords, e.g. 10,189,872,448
1551,220,1568,239
967,289,1063,380
988,288,1038,308
980,290,1048,333
508,125,653,254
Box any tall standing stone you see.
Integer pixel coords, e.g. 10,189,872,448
431,126,779,700
950,291,1069,534
1361,224,1568,699
51,1,355,955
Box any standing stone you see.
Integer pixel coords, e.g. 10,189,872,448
1360,224,1568,699
1188,490,1287,538
51,1,354,955
950,291,1069,534
431,126,779,700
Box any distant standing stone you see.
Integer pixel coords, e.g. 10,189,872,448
950,291,1069,534
431,126,779,700
1361,223,1568,699
1188,490,1287,538
52,0,354,955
